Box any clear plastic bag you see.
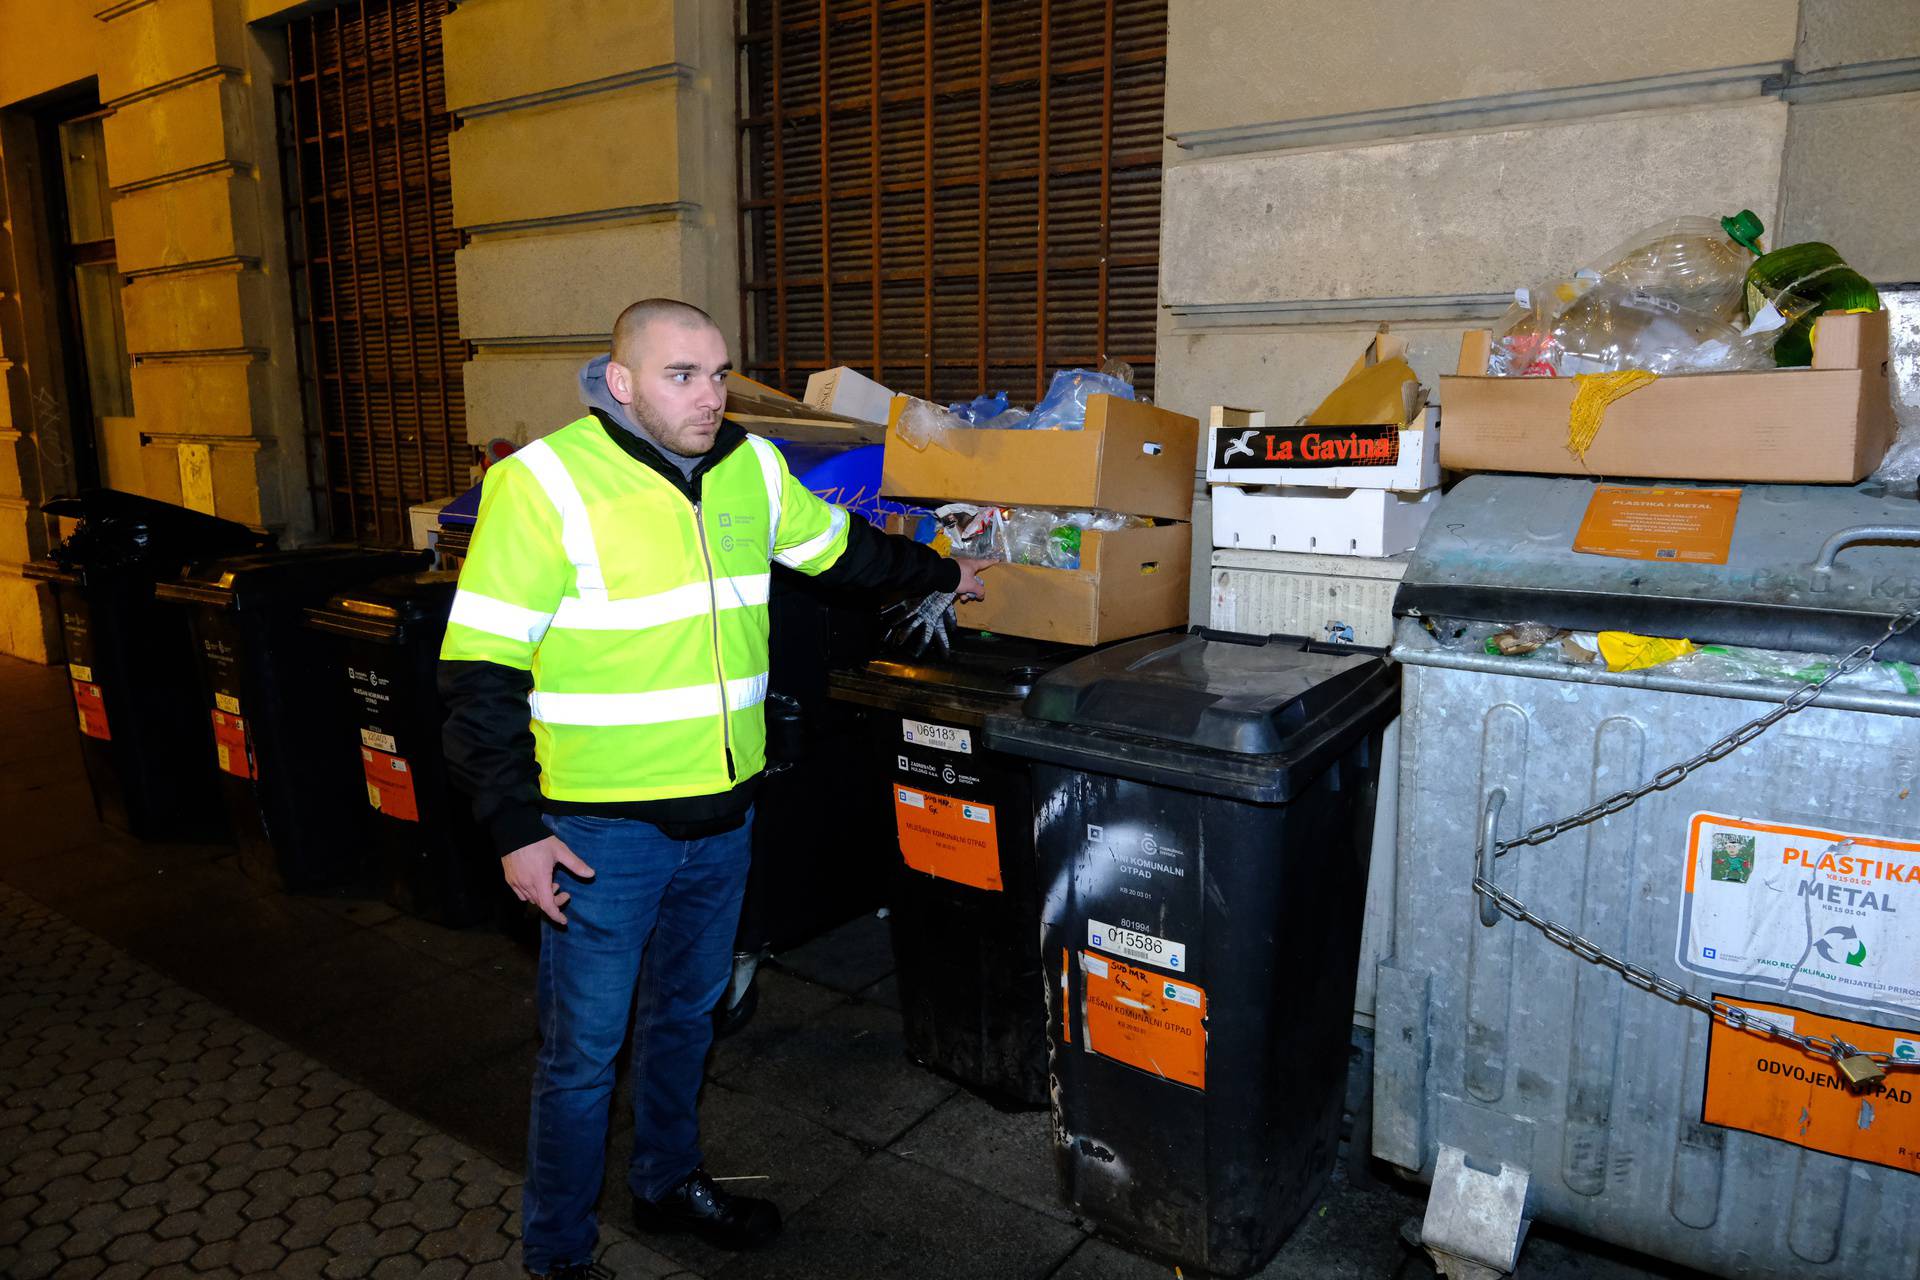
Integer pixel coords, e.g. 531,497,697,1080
926,504,1146,569
1549,280,1777,376
894,397,969,451
1670,645,1920,696
1586,216,1752,319
1867,290,1920,491
1486,215,1783,376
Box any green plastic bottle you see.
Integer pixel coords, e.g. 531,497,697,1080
1721,209,1880,367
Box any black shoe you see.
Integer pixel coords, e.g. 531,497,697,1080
527,1264,615,1280
632,1168,781,1250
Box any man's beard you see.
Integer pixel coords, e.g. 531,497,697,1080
628,396,717,457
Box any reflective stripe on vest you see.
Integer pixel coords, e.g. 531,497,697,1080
550,573,770,631
744,435,784,553
529,672,770,726
448,589,554,644
514,438,608,600
774,505,846,570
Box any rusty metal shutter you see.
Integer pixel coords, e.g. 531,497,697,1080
739,0,1167,406
284,0,468,546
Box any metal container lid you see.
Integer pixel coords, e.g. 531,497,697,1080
1394,475,1920,661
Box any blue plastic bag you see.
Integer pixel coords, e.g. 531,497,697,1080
1020,368,1134,431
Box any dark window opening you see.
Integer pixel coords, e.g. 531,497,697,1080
737,0,1169,407
281,0,469,546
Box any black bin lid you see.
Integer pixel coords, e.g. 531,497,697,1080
156,547,432,611
304,570,459,644
983,630,1399,803
40,489,273,578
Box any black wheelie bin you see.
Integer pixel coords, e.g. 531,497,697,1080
985,629,1399,1276
23,490,271,840
156,547,430,890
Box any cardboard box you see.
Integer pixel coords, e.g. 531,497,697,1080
1207,404,1441,492
890,514,1191,647
724,371,883,445
804,366,896,425
1212,484,1440,558
881,396,1199,521
1439,310,1895,483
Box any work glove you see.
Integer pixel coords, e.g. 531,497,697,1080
882,590,958,657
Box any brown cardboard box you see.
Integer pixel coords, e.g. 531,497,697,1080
1439,311,1895,483
724,371,884,445
888,515,1191,647
880,395,1200,521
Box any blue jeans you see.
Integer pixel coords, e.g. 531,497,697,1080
520,811,753,1274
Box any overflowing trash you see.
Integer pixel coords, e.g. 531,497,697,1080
901,502,1152,570
898,362,1137,449
1425,616,1920,693
1487,211,1881,378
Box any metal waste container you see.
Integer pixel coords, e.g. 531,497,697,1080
830,631,1097,1106
303,571,509,927
23,491,271,840
1377,475,1920,1279
985,630,1398,1274
157,547,430,890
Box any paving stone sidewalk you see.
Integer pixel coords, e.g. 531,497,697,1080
0,882,681,1280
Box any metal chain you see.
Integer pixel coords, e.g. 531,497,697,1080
1473,608,1920,1071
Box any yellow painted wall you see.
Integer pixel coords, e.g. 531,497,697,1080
0,0,102,107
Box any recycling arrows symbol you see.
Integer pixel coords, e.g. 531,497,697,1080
1814,925,1869,967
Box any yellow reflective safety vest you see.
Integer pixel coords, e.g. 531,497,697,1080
439,415,850,803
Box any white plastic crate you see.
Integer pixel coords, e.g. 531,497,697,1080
1208,548,1408,647
1207,405,1440,492
1211,483,1440,558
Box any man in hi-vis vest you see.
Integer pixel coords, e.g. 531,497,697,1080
440,299,987,1280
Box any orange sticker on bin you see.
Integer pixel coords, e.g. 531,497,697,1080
210,709,255,780
1703,995,1920,1174
71,679,110,741
1574,485,1742,564
893,785,1000,891
1080,951,1206,1090
362,747,420,822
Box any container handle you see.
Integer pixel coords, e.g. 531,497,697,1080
1813,525,1920,572
1477,787,1507,928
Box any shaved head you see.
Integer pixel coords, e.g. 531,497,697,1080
604,298,731,456
613,298,719,365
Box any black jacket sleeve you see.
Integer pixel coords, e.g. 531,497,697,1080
439,658,550,858
806,514,962,595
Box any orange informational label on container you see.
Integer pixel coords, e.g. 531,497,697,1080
1573,485,1742,564
209,709,255,780
362,747,420,822
1703,995,1920,1174
1080,950,1206,1090
893,785,1000,892
71,679,110,741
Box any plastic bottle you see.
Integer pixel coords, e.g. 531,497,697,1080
1721,209,1881,367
